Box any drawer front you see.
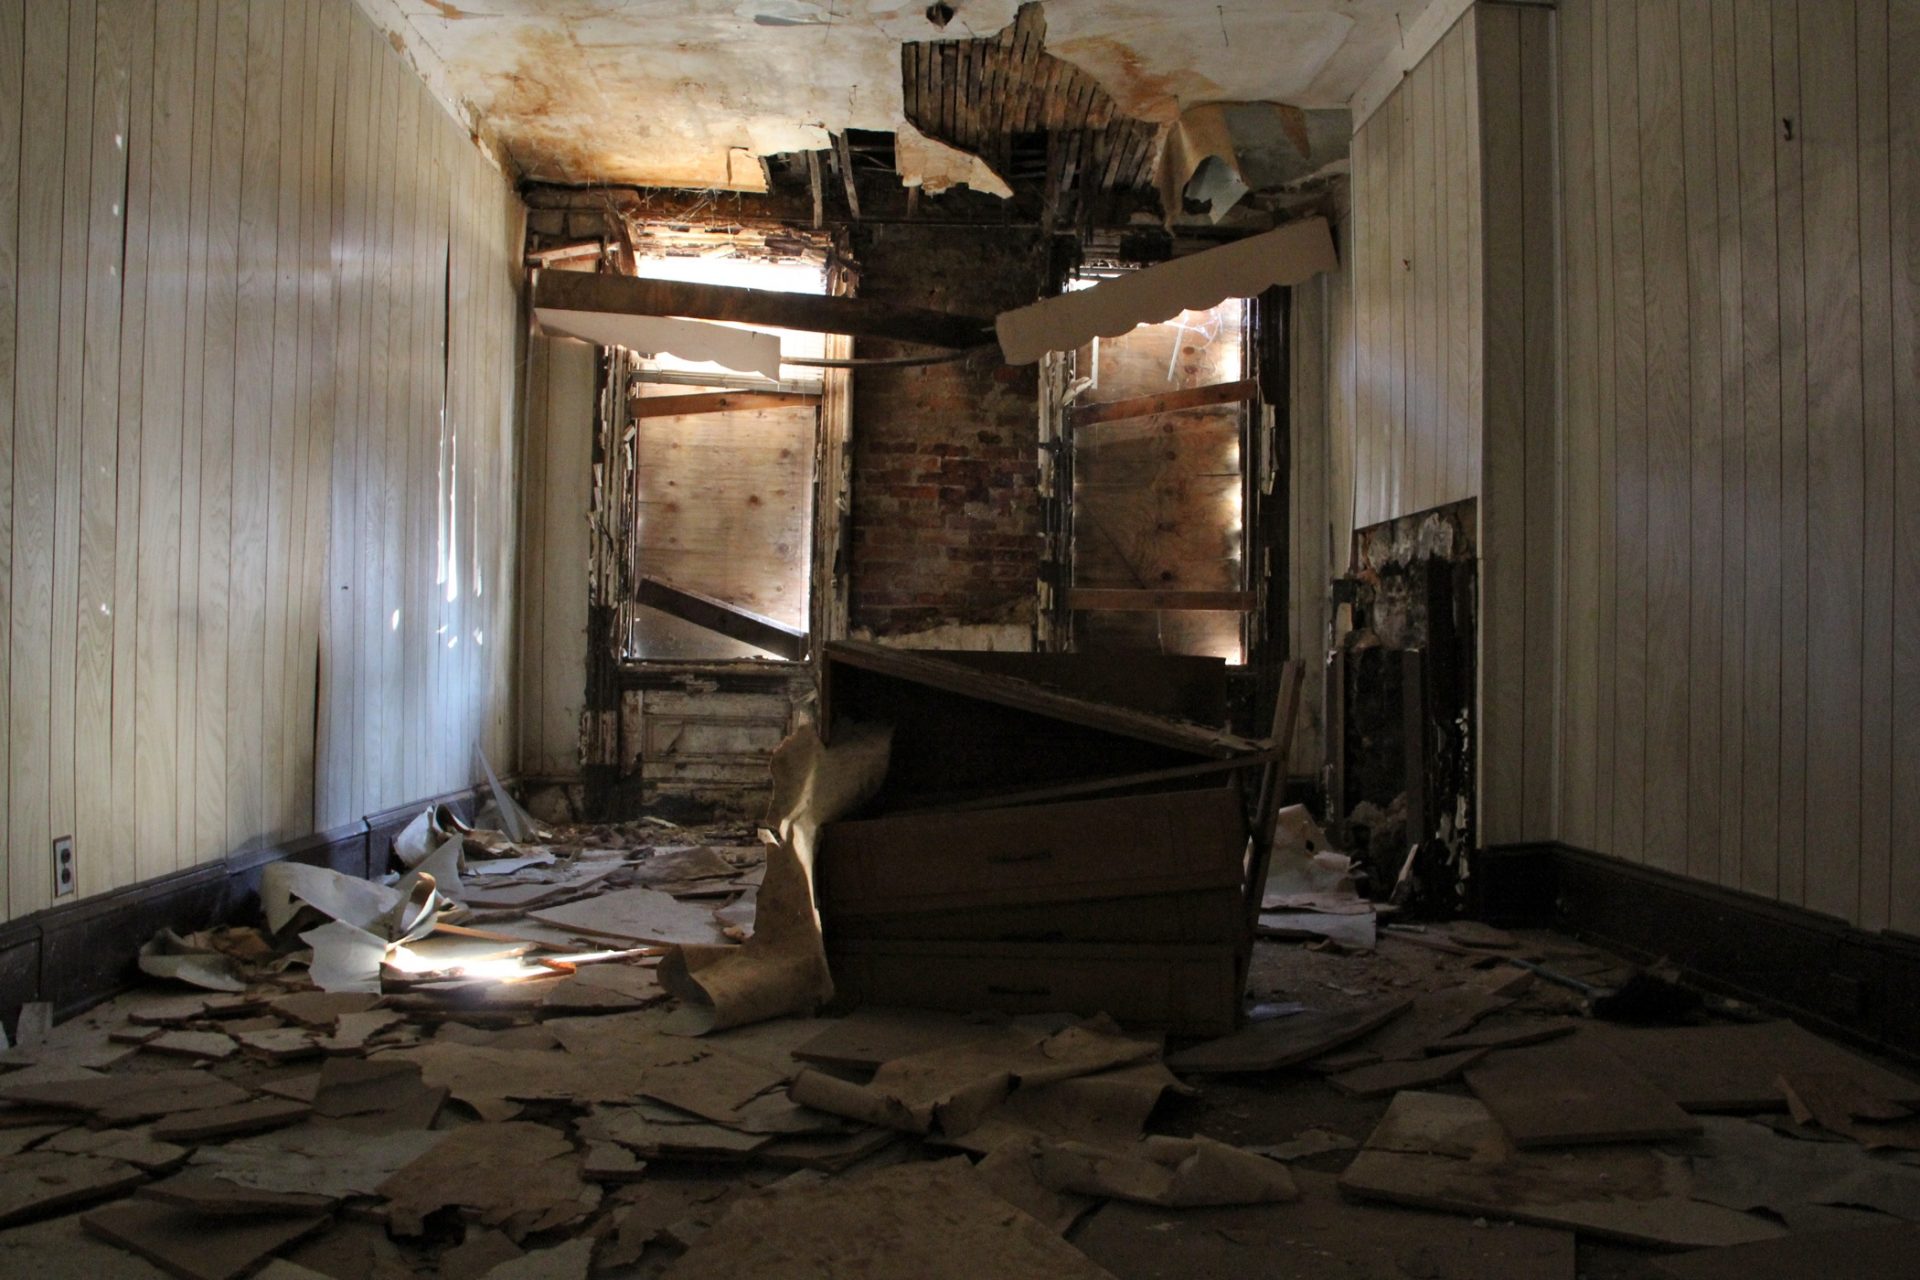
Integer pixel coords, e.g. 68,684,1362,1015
827,940,1240,1037
818,786,1245,917
827,888,1245,945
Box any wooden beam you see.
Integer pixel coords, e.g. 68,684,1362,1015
636,576,806,661
1066,589,1258,613
807,150,824,230
834,132,861,220
629,391,820,420
533,268,994,351
1069,378,1259,428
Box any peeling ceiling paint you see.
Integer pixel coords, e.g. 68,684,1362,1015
354,0,1430,190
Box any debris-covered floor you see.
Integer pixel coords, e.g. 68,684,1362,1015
2,803,1918,1280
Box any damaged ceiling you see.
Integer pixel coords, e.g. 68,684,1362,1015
358,0,1417,192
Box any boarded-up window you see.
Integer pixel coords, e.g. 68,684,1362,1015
618,255,824,661
1069,299,1249,661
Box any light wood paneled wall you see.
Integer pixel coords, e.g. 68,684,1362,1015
1,0,524,923
1555,0,1918,932
1345,11,1483,531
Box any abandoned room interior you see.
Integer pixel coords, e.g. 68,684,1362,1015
1,0,1919,1275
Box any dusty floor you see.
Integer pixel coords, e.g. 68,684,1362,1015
1,816,1916,1279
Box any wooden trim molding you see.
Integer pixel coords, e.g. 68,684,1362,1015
1067,378,1258,428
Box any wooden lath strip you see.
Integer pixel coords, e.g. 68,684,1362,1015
1066,589,1258,613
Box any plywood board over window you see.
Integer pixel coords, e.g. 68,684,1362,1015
1068,298,1249,663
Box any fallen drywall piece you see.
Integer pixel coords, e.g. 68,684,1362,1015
581,1101,775,1161
1018,1134,1299,1207
1338,1092,1781,1249
136,930,248,993
35,1128,188,1173
995,218,1338,365
1649,1221,1920,1280
1464,1038,1700,1147
1167,998,1410,1074
894,121,1013,198
1584,1021,1920,1111
476,746,547,845
1074,1169,1575,1280
134,1178,336,1219
1257,909,1377,951
659,723,892,1035
0,1151,147,1226
1682,1114,1920,1222
266,992,382,1031
0,1069,252,1125
536,308,784,381
190,1126,447,1199
81,1199,331,1280
1155,103,1248,223
0,1207,179,1279
379,1121,600,1241
148,1098,312,1143
533,887,732,948
791,1017,1159,1138
478,1237,594,1280
1330,1046,1488,1098
310,1057,447,1132
658,1157,1118,1279
949,1061,1191,1155
1778,1072,1920,1151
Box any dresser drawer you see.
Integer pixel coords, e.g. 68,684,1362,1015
817,785,1246,918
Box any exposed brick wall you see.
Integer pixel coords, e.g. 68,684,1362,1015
847,224,1048,637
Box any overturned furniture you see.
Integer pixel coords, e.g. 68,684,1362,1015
814,642,1294,1036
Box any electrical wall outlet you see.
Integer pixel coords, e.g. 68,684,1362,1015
51,836,75,899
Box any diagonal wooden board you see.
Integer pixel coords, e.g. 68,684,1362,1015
1650,1222,1920,1279
1464,1038,1701,1147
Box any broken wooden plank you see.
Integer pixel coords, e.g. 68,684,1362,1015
1064,589,1258,613
637,576,805,662
532,268,994,351
628,390,820,420
1068,378,1258,428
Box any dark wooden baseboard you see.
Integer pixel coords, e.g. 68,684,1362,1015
1478,841,1920,1065
0,782,498,1036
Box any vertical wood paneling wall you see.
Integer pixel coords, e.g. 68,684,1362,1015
1333,3,1557,847
1556,0,1919,932
0,0,524,923
1345,13,1483,531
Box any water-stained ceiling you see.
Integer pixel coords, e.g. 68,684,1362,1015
356,0,1430,190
